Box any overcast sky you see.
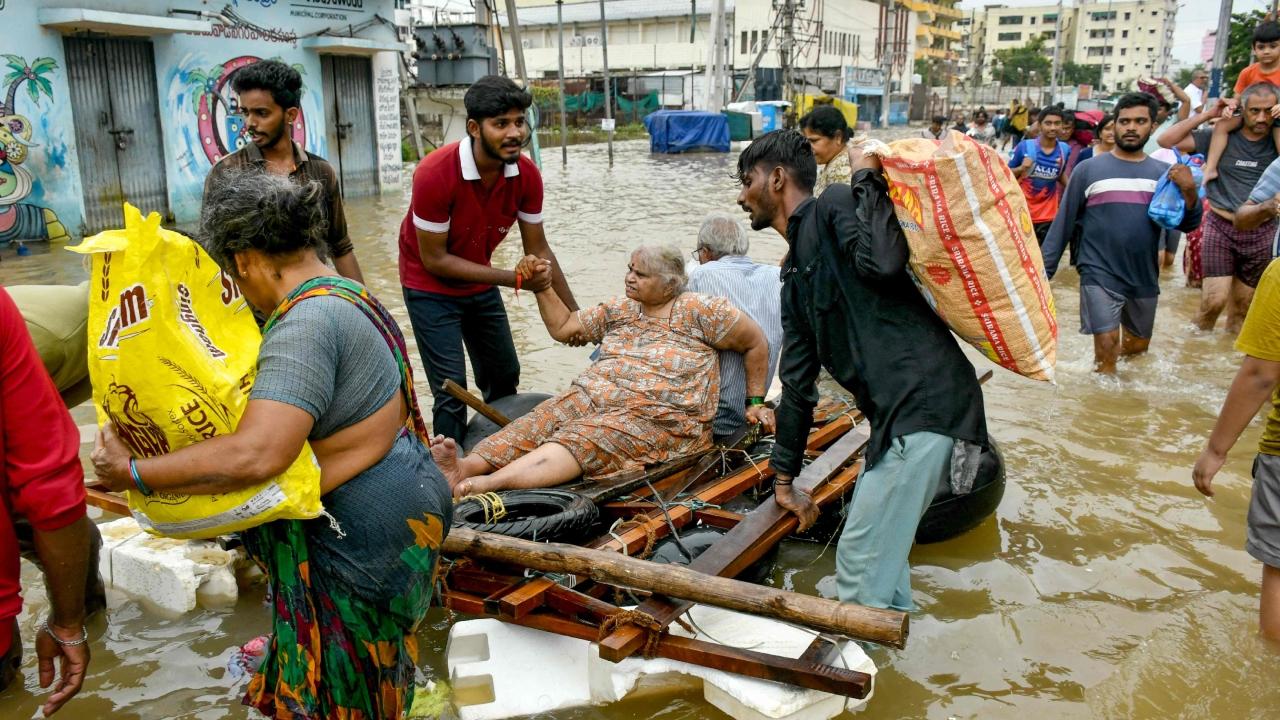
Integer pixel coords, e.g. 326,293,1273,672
957,0,1271,66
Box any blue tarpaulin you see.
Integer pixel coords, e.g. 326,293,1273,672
643,110,730,154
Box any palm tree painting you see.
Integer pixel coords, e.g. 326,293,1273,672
2,55,56,117
185,55,308,166
0,55,70,245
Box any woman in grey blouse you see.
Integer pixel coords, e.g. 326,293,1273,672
92,170,450,719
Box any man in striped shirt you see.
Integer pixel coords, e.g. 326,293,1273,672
687,212,783,442
1042,92,1202,374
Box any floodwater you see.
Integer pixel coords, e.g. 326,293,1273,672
2,138,1279,719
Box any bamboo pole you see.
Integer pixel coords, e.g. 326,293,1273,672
441,379,511,426
443,526,909,648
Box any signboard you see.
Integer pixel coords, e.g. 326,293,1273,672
843,66,885,99
601,118,616,131
1078,84,1093,100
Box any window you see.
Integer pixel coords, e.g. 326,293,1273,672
751,30,758,50
741,31,748,54
1042,31,1055,39
1122,30,1129,38
1087,47,1107,57
1119,65,1125,72
998,32,1021,42
1030,16,1036,24
1124,12,1131,20
1090,11,1116,21
1121,48,1126,55
999,15,1022,25
1089,29,1114,39
1043,13,1057,22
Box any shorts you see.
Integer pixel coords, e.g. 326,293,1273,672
1079,284,1157,338
1249,453,1280,568
1162,229,1181,254
1200,210,1275,287
1033,221,1053,246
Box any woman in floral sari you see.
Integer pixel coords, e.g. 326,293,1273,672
432,245,773,497
92,170,451,719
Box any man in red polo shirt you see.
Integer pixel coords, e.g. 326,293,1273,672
399,76,576,441
0,287,93,715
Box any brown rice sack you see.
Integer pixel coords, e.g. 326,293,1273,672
866,130,1058,382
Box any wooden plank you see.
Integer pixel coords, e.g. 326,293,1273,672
498,577,555,620
597,424,872,662
443,527,906,647
441,379,511,426
85,484,128,516
693,508,743,530
445,588,873,698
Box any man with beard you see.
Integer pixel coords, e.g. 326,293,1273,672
203,60,363,282
1159,82,1280,333
1042,93,1202,374
734,130,987,611
399,75,576,442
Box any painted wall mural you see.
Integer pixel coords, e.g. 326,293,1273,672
183,55,308,166
0,55,69,245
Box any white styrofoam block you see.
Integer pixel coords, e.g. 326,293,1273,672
446,618,594,720
447,606,876,720
96,517,242,614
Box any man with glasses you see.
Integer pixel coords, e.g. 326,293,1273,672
1184,69,1210,115
202,60,363,282
687,211,783,443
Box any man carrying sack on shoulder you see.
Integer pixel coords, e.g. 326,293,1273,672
734,130,987,612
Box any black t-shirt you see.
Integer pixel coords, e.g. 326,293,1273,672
1193,128,1280,212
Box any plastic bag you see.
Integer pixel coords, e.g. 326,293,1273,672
69,204,322,539
1148,151,1205,230
866,131,1058,382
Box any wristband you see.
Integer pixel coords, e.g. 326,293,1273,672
41,621,88,647
746,396,766,407
129,458,153,497
774,478,793,487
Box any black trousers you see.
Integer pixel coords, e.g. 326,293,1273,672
403,286,521,442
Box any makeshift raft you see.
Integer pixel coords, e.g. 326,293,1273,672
82,372,998,717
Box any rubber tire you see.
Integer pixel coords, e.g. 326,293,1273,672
649,526,777,585
452,489,599,542
461,392,554,452
914,439,1007,544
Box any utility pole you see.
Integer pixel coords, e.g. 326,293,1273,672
1209,0,1233,100
556,0,568,165
691,0,698,43
880,0,896,128
1050,0,1064,105
599,0,614,166
780,0,798,110
704,0,727,111
1156,0,1178,78
502,0,540,167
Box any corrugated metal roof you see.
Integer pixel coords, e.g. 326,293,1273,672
501,0,736,26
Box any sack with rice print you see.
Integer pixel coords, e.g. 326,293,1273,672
863,130,1058,382
68,203,322,539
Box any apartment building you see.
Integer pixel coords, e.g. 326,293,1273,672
966,0,1176,93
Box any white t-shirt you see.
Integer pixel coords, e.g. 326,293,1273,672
1184,83,1205,112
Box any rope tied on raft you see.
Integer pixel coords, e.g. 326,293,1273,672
715,447,767,484
596,609,695,658
473,492,507,524
433,557,474,622
607,515,657,559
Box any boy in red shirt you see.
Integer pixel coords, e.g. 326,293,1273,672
1202,20,1280,181
398,76,577,441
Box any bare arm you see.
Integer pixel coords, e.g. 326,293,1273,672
1163,78,1194,121
519,220,578,311
709,313,769,399
93,399,315,495
1236,193,1280,231
416,228,521,288
533,280,585,343
1193,356,1280,496
1159,100,1221,152
332,251,365,284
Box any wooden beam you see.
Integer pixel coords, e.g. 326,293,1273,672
692,508,743,529
85,484,128,516
597,424,873,662
444,587,874,698
443,526,906,648
441,379,512,426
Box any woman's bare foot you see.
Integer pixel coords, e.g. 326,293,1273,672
429,435,466,490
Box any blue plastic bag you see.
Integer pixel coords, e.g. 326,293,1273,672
1148,151,1205,230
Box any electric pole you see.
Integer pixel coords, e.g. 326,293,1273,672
880,0,896,128
1050,0,1064,105
779,0,798,110
704,0,727,111
1210,0,1232,100
599,0,614,166
556,0,568,165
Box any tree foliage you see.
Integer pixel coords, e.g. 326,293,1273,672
992,37,1051,85
1061,62,1101,87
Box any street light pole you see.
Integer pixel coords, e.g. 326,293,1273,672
1209,0,1233,100
599,0,614,166
556,0,568,165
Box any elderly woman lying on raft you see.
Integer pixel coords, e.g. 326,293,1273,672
431,244,774,497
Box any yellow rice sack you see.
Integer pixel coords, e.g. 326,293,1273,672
69,204,322,538
867,130,1058,382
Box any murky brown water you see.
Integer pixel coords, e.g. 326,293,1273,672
2,138,1278,719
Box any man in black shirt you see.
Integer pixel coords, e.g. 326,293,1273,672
735,131,987,611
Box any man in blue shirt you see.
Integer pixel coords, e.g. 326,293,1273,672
1010,107,1071,244
1042,93,1202,374
687,211,783,442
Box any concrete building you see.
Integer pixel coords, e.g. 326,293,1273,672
0,1,406,242
964,0,1178,94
